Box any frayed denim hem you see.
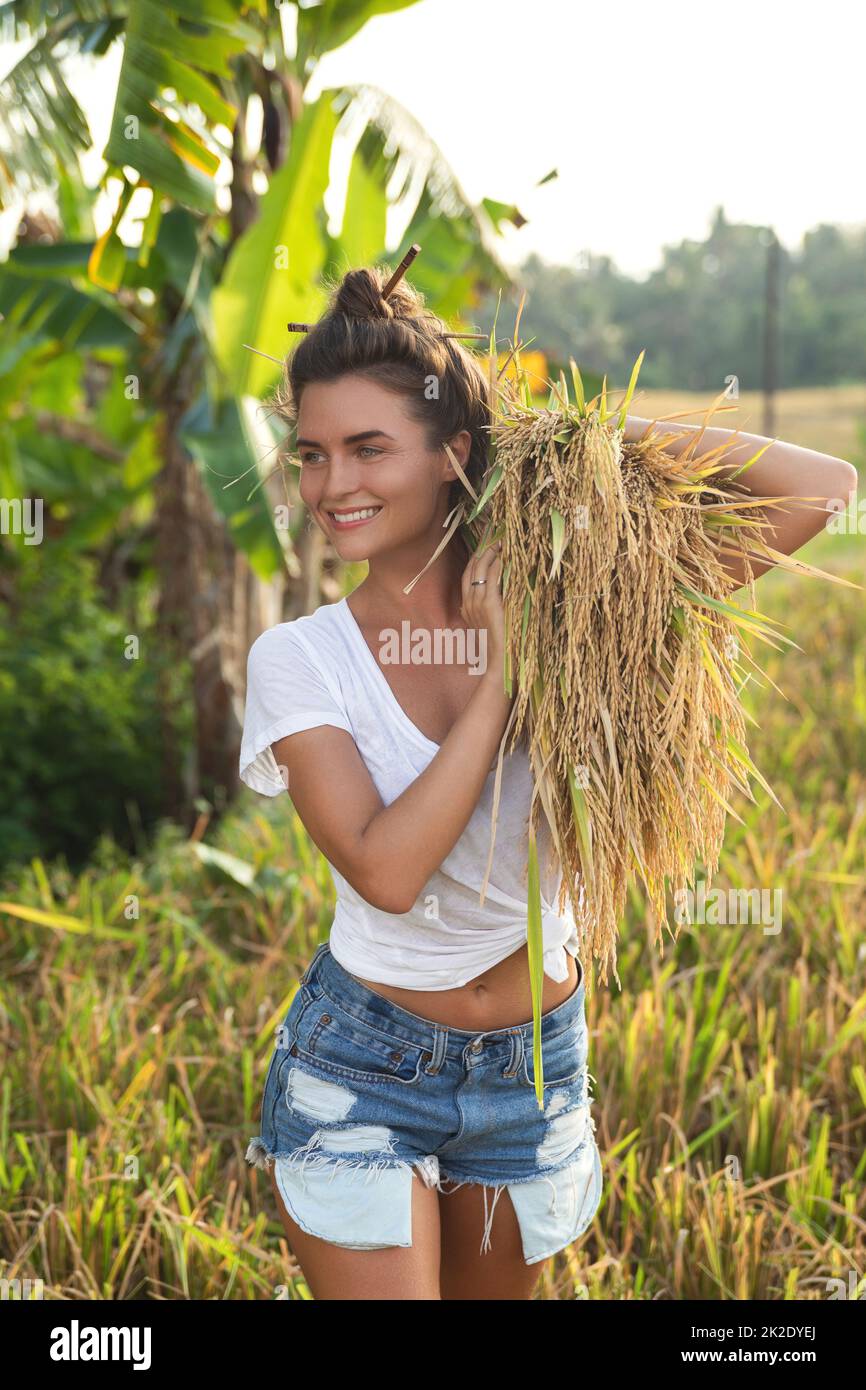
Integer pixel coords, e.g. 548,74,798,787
245,1133,440,1253
245,1119,602,1265
245,1133,441,1187
435,1113,600,1258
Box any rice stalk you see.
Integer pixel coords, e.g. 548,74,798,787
407,335,856,1109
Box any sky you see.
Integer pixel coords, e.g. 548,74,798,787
3,0,864,278
304,0,865,279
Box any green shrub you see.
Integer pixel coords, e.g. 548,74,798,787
0,546,191,874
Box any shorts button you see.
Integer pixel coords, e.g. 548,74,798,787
390,1051,403,1062
471,1038,483,1052
320,1014,331,1024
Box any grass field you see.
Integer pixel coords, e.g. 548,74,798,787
1,389,864,1300
632,383,866,470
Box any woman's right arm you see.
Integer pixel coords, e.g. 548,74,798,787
270,544,513,915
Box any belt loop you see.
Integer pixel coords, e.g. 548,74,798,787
508,1028,525,1077
301,942,326,987
426,1026,447,1075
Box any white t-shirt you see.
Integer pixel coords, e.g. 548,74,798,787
239,596,582,990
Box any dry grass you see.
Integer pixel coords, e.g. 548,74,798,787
0,549,863,1299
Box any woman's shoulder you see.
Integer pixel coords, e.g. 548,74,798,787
240,601,353,793
247,600,350,685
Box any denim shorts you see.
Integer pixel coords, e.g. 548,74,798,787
246,942,603,1267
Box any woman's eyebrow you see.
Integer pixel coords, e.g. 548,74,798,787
296,429,396,448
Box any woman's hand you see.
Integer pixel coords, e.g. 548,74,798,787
460,539,507,685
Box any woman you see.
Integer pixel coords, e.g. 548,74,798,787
241,265,857,1301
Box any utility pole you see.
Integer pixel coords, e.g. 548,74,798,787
762,228,780,436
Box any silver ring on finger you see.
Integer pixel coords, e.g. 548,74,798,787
470,579,487,586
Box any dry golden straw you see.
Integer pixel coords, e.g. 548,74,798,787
404,339,855,1105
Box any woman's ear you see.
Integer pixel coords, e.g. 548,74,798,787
440,429,473,480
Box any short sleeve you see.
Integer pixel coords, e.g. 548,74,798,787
239,624,354,796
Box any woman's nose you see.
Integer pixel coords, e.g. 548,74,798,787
322,454,363,491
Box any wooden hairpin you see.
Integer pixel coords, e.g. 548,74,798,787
286,244,420,334
285,243,486,339
380,242,421,300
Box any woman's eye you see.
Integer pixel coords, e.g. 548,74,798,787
301,447,380,463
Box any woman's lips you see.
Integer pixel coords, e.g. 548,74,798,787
325,506,383,530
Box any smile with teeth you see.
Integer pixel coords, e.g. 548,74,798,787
326,505,383,526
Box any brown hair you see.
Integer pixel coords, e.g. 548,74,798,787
272,263,492,518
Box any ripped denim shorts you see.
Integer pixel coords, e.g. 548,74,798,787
246,942,603,1267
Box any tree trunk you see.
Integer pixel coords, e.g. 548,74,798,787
153,351,284,820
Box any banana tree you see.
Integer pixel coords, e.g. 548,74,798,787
0,0,521,821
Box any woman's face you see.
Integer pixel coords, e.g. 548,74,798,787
296,374,470,561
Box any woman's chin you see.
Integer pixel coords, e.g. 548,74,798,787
330,532,379,559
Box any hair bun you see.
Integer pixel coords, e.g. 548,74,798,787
333,266,420,322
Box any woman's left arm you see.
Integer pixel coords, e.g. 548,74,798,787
623,414,859,588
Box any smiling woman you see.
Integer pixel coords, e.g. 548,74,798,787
240,262,602,1301
277,265,492,535
292,374,475,565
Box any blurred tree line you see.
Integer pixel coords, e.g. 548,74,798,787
483,207,866,391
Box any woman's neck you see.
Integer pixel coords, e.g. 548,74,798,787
350,531,472,630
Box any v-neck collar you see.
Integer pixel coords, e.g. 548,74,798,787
338,596,442,753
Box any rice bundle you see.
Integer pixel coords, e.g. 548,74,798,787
432,345,851,1107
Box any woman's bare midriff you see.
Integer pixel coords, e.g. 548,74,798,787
351,942,582,1031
